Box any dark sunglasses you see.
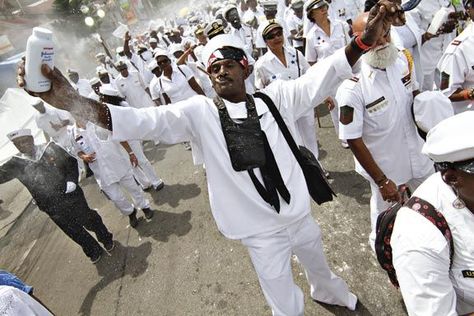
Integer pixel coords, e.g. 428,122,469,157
265,30,283,40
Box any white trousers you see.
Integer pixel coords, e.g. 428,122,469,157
129,141,161,189
368,176,429,250
296,113,318,159
241,214,357,316
101,173,150,216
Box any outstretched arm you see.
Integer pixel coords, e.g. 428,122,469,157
17,63,112,130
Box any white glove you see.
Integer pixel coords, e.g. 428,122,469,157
65,181,77,194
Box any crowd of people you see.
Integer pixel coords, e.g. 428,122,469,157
1,0,474,315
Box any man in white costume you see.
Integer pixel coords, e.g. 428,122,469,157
336,13,434,249
18,2,403,313
114,61,156,109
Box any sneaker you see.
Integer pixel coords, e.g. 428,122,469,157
341,140,350,149
152,180,164,191
142,207,154,219
104,240,115,252
129,209,139,228
90,250,103,264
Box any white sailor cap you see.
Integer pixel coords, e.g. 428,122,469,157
414,91,454,134
423,111,474,173
99,86,121,97
7,129,32,141
116,46,124,54
202,34,247,70
95,52,106,59
306,0,329,11
147,60,159,71
153,47,169,58
169,43,184,55
291,0,304,9
89,77,100,85
261,0,278,9
223,5,238,18
96,66,108,75
149,37,158,44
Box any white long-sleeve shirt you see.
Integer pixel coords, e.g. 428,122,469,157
108,48,352,239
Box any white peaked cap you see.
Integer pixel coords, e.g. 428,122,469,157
99,86,121,97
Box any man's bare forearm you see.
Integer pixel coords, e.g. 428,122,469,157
68,96,112,130
347,138,386,184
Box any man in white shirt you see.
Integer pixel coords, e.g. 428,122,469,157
32,99,74,149
286,0,305,53
148,60,164,106
67,69,93,98
18,2,403,313
438,2,474,114
404,0,458,91
255,1,291,56
114,61,156,109
391,111,474,316
336,13,434,249
224,5,255,54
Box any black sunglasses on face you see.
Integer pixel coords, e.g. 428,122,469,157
265,30,283,40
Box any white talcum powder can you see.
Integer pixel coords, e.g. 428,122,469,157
25,27,55,93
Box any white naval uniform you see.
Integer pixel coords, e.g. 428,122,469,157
438,27,474,114
108,48,357,314
391,13,424,86
229,24,255,53
405,0,456,91
254,46,318,157
285,13,304,49
130,52,154,85
242,7,265,26
115,71,155,109
336,52,434,247
35,107,74,150
305,18,350,137
392,173,474,316
150,64,198,103
105,101,162,189
328,0,364,23
305,18,350,64
72,123,150,216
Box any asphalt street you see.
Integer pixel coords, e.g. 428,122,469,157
0,110,408,315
